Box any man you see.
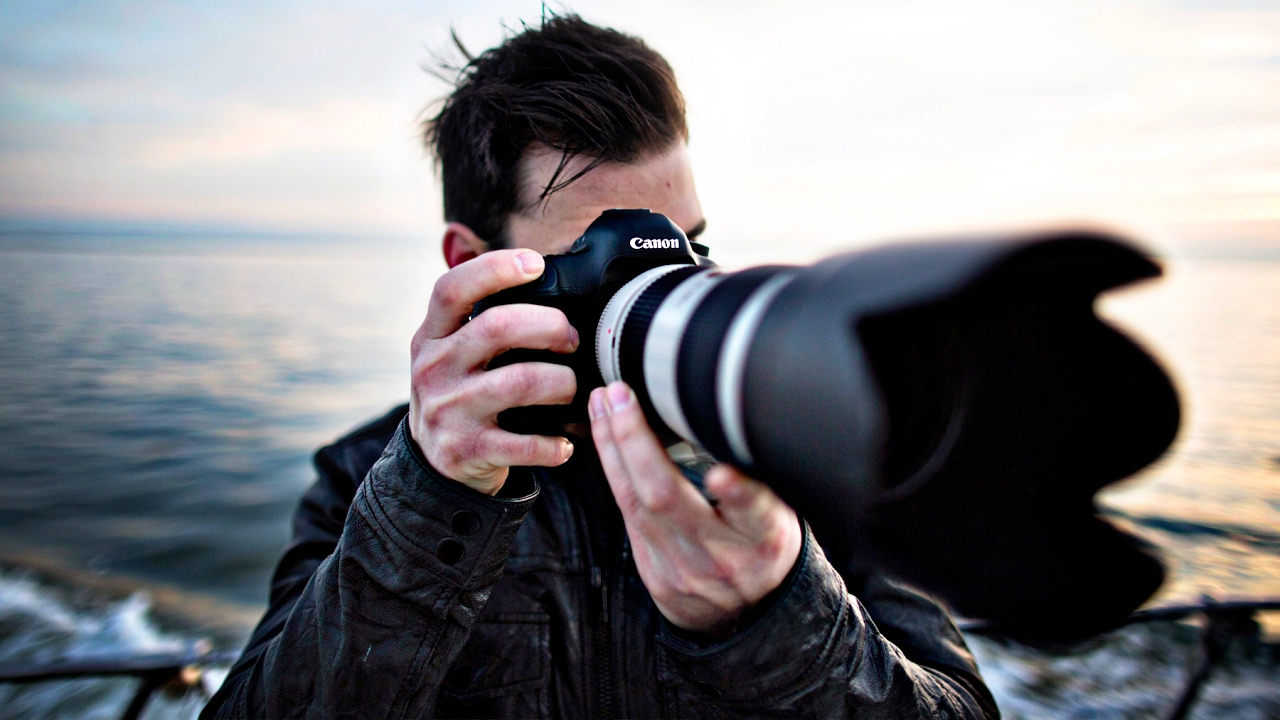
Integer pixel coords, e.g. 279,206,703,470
204,15,997,719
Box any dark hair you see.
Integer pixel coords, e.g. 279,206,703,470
423,14,687,248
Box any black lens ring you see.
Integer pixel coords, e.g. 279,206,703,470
674,267,782,461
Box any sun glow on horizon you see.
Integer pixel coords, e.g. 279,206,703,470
1,0,1278,257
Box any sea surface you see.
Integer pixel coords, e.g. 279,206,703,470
0,233,1277,718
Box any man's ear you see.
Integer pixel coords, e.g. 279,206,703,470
442,222,489,268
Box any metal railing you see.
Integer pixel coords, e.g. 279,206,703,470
1,598,1276,720
0,648,239,720
959,597,1280,720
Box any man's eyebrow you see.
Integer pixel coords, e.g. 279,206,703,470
685,219,707,239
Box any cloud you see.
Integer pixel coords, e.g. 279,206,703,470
0,0,1277,249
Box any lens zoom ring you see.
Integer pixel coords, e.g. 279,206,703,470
675,267,781,461
618,266,701,426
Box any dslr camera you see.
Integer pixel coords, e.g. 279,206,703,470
474,208,1179,641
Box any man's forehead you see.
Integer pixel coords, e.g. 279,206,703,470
517,144,681,200
507,142,704,255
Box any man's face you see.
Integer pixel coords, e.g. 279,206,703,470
505,141,706,255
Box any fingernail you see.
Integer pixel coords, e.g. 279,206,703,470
568,324,581,349
605,382,632,412
589,389,607,420
516,250,543,275
561,439,575,462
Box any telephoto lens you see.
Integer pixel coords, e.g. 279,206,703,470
593,219,1179,641
479,209,1181,641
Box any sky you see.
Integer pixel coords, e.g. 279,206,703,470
1,0,1278,257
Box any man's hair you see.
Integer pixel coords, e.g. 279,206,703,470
423,14,687,248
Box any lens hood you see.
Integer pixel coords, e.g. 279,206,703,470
738,231,1177,640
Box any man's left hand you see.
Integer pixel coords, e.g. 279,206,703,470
588,381,803,636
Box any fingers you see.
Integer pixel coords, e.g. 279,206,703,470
454,303,580,369
430,426,574,486
589,385,641,513
418,249,545,341
588,382,803,633
589,383,708,521
407,248,581,495
476,428,575,470
458,362,577,417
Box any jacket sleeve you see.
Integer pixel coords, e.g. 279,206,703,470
202,419,538,719
656,525,999,719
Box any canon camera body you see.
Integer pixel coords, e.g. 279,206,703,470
472,207,1180,642
473,208,714,436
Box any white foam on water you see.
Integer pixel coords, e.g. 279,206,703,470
0,570,213,720
968,623,1280,719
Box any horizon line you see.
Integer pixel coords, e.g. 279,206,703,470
0,215,427,243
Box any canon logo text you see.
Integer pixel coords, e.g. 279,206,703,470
630,237,680,250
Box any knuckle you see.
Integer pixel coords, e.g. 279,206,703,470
476,431,508,459
759,519,794,560
614,486,643,516
640,482,678,513
431,275,462,310
708,555,741,586
476,308,514,343
759,523,785,553
517,434,546,462
442,429,484,468
426,433,464,474
432,426,462,455
410,344,450,383
501,364,540,399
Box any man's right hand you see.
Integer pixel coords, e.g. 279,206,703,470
409,249,579,496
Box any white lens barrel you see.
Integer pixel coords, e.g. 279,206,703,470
642,270,724,444
596,265,687,385
715,272,795,465
595,264,792,464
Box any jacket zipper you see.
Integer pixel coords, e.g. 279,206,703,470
589,565,614,719
572,476,615,719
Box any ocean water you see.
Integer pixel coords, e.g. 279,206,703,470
0,234,1277,718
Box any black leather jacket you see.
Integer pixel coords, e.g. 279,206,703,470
203,404,998,719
